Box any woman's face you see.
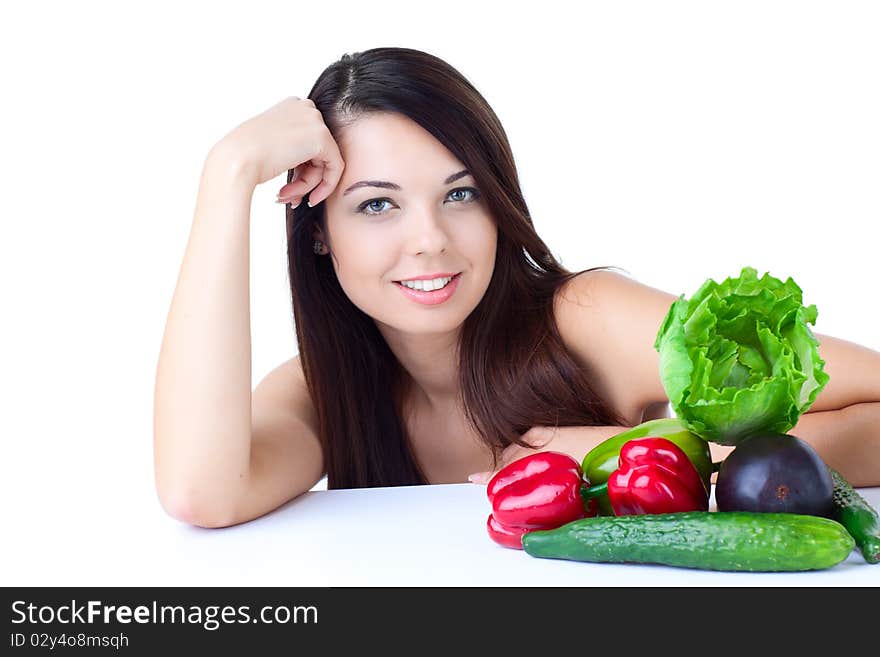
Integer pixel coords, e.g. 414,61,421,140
320,112,498,337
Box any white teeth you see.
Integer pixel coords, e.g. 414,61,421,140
400,276,453,291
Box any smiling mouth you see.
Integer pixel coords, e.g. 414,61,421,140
393,273,462,290
391,272,461,289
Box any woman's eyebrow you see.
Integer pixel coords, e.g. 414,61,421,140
342,169,471,195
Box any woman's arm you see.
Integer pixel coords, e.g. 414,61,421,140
545,271,880,486
470,405,880,488
807,332,880,413
784,332,880,486
153,149,257,523
786,402,880,487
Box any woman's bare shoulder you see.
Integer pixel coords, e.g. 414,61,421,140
253,354,316,433
553,269,678,425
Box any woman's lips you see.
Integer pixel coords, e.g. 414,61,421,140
393,273,462,306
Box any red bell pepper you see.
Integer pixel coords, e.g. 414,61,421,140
485,451,595,549
606,437,709,515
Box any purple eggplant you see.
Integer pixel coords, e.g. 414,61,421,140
715,432,834,517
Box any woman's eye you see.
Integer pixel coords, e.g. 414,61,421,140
447,187,480,203
356,187,481,216
361,199,392,214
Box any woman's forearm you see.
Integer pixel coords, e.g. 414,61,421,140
532,424,633,467
787,401,880,487
558,403,880,488
153,147,257,522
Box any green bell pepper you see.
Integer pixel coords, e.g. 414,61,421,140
581,418,713,515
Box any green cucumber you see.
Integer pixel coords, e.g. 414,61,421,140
829,468,880,564
521,511,854,572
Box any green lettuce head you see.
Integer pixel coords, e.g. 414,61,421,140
654,266,829,446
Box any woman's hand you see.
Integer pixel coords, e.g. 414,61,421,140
468,424,631,484
209,96,346,206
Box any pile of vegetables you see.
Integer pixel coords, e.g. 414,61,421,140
485,266,880,571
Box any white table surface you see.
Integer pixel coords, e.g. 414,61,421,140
8,481,880,587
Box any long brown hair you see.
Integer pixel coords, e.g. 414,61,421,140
286,47,628,488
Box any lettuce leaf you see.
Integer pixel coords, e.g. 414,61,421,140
653,266,829,446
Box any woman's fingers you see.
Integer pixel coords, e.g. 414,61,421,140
308,140,346,206
469,442,538,484
276,130,346,207
468,471,493,484
276,162,324,203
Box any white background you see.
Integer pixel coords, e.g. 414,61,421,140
1,0,877,579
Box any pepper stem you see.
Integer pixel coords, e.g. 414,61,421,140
580,481,608,502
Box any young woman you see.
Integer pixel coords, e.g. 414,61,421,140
154,47,880,528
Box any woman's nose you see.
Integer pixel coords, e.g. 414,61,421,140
407,208,450,254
